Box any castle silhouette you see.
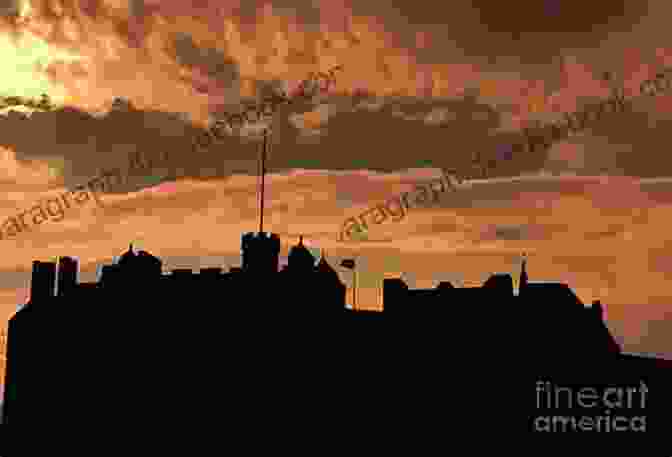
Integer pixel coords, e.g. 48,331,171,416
3,235,671,430
1,130,670,439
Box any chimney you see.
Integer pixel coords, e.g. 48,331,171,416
30,261,56,303
57,257,78,297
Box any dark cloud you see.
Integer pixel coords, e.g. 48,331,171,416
347,0,648,66
493,225,526,241
12,1,672,181
6,89,672,208
171,32,240,87
0,102,262,192
270,94,530,175
0,0,19,17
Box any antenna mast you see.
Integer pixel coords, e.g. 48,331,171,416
259,128,268,233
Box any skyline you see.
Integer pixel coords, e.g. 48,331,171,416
6,238,671,430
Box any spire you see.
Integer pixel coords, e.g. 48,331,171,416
519,252,528,295
298,235,303,246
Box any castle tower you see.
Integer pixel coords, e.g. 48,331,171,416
30,261,56,304
241,232,280,274
240,127,281,275
57,257,78,298
116,244,162,277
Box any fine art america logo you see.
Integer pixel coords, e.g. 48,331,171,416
534,380,648,432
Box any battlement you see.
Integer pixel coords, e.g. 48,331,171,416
241,232,281,251
242,231,280,242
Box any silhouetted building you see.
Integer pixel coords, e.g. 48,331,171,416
277,239,347,313
2,230,352,423
3,236,672,431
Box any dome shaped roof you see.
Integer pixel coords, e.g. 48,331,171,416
137,250,159,260
288,236,315,268
118,244,137,266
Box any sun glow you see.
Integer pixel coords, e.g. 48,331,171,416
0,25,86,108
18,0,31,19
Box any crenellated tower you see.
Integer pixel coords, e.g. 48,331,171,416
241,231,280,274
241,128,280,275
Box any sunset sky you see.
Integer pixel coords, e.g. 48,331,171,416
0,0,671,392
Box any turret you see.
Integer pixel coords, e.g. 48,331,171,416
30,261,56,303
287,235,315,273
241,232,280,275
57,257,78,297
116,244,162,279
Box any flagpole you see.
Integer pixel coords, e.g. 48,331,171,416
354,264,357,311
